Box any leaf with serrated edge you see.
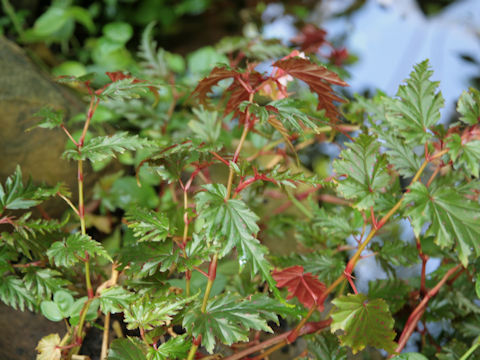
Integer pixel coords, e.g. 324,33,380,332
183,293,287,353
125,207,170,242
457,88,480,125
108,338,146,360
272,265,326,310
333,134,390,209
385,60,444,144
62,132,150,162
404,182,480,266
331,293,397,354
0,275,36,311
147,335,190,360
99,286,137,314
448,133,480,177
47,233,112,267
36,333,61,360
30,106,64,130
272,57,348,122
0,166,41,211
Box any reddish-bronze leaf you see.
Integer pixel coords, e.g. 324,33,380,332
291,24,328,54
225,71,265,117
193,66,267,119
192,67,238,106
272,265,326,310
272,57,349,122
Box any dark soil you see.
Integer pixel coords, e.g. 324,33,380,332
0,303,64,360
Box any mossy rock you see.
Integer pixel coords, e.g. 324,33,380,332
0,37,111,215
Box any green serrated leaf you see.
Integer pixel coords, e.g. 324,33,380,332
24,268,70,299
385,59,444,144
108,338,146,360
268,98,320,133
448,133,480,177
331,293,397,354
368,279,411,314
100,78,160,101
0,166,41,212
238,101,269,123
305,332,347,360
457,88,480,125
188,107,221,144
195,184,279,297
405,182,480,266
380,132,423,177
124,294,193,331
138,22,168,78
183,293,283,353
99,286,137,314
29,106,64,130
63,132,150,162
125,207,170,242
118,241,179,277
195,184,259,257
333,134,390,209
47,233,112,267
146,335,190,360
0,275,36,311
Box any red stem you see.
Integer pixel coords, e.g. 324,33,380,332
223,319,331,360
393,264,462,355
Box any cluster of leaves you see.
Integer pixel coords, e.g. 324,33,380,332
2,7,480,360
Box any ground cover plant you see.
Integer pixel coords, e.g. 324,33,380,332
1,4,480,360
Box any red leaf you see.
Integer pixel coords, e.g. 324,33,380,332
106,71,134,82
291,24,328,54
225,71,265,117
192,67,238,106
193,66,267,119
272,265,326,310
272,57,349,122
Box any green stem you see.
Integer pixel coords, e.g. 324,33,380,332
321,153,438,301
78,159,93,298
285,189,313,219
186,344,198,360
200,254,218,313
460,338,480,360
187,94,255,357
69,298,94,357
226,121,250,199
183,190,191,297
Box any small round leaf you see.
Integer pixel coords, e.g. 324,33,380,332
40,301,63,322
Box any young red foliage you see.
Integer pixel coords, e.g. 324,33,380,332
193,66,267,119
291,24,328,53
192,67,238,107
272,265,326,310
225,71,265,118
272,57,349,122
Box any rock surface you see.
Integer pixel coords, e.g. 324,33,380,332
0,36,84,193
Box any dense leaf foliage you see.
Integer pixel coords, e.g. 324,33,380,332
1,9,480,360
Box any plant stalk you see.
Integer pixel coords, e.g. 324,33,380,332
459,338,480,360
187,94,254,358
223,319,331,360
393,264,462,355
320,153,438,302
